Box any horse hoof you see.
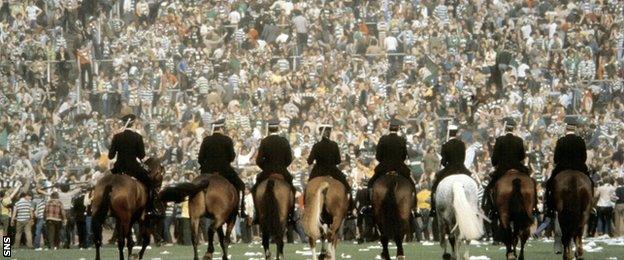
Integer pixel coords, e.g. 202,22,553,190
397,255,405,260
443,253,452,260
203,253,212,260
130,254,139,260
506,254,516,260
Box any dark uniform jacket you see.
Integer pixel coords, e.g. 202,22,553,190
551,133,589,177
307,137,350,191
433,138,472,193
108,129,150,184
491,133,530,179
256,134,293,183
198,133,245,191
370,133,412,185
545,133,591,212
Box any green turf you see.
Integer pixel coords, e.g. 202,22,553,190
9,239,624,259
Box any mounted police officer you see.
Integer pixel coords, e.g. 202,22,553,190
252,119,296,223
307,124,353,209
430,124,472,216
198,119,246,217
253,119,296,194
108,114,157,216
368,119,415,189
544,116,590,218
483,117,531,218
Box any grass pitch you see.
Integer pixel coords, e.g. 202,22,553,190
9,237,624,260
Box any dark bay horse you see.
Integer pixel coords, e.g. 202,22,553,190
371,173,415,260
553,170,593,260
91,158,164,260
159,173,239,260
302,176,349,260
253,174,295,260
494,170,536,260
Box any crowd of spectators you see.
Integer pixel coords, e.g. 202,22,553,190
1,0,624,248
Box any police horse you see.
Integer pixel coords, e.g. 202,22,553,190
493,170,536,260
371,173,416,260
253,174,295,260
91,158,164,260
435,174,486,260
553,170,593,260
159,173,239,260
302,176,350,260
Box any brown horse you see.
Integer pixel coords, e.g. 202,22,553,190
553,170,593,260
91,158,164,260
302,176,349,260
158,173,239,260
253,174,295,260
371,173,415,260
493,170,536,260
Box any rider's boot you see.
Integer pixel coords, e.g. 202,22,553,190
146,187,159,217
239,191,246,218
429,196,436,217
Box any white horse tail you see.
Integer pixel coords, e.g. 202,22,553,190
303,181,330,240
452,182,484,240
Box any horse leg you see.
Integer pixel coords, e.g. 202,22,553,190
518,228,529,260
309,238,318,260
126,226,135,260
512,228,518,258
395,234,405,260
276,230,285,260
222,218,236,260
503,227,515,260
262,231,271,260
217,226,228,260
440,222,450,260
319,232,326,260
138,219,151,260
328,218,342,260
116,222,126,260
448,235,456,260
93,217,105,260
380,237,390,260
189,217,199,260
205,227,215,260
561,228,572,260
574,234,583,260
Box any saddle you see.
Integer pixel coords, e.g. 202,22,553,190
386,171,398,176
268,173,285,181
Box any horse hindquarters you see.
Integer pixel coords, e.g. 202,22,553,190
559,176,585,259
261,180,283,237
508,178,532,260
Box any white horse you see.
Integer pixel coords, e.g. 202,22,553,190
435,174,487,260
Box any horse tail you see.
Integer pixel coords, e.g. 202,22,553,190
509,178,531,229
303,181,329,240
261,179,283,237
381,178,400,238
159,180,209,203
91,184,112,246
452,182,483,240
